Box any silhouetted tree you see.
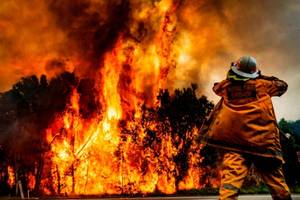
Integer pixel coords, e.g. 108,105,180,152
156,84,215,187
0,76,221,195
0,72,101,195
279,118,300,187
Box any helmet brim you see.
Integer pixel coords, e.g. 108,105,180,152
231,66,259,79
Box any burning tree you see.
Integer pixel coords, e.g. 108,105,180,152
0,72,218,196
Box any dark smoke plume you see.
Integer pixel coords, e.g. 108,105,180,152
47,0,131,76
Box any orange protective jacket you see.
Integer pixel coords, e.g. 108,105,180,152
203,75,288,161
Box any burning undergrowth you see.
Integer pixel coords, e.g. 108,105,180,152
0,72,218,196
0,0,225,196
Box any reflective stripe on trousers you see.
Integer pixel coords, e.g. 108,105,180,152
219,152,291,200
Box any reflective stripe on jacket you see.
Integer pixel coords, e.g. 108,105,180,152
204,75,288,161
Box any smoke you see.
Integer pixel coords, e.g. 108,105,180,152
47,0,131,76
172,0,300,120
172,0,228,90
0,0,299,119
0,0,67,91
199,0,300,120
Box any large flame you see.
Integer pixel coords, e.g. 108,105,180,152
7,166,15,188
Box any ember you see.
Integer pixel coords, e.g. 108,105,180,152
7,166,15,188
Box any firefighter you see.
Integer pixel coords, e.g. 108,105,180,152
204,56,292,200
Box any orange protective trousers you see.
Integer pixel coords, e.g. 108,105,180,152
219,152,291,200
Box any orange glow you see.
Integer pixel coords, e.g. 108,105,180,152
7,166,15,188
27,172,36,191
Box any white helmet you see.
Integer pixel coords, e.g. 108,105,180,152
231,56,259,79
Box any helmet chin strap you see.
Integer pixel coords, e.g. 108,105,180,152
231,65,259,79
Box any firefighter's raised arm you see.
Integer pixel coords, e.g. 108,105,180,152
260,75,288,97
212,80,227,97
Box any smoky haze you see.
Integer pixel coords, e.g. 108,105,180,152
214,0,300,121
174,0,300,120
0,0,299,120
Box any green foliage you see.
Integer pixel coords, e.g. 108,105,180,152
292,185,300,193
279,118,293,134
278,118,300,188
240,184,269,194
279,118,300,139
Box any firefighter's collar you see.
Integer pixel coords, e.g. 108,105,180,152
227,70,249,81
231,65,259,79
